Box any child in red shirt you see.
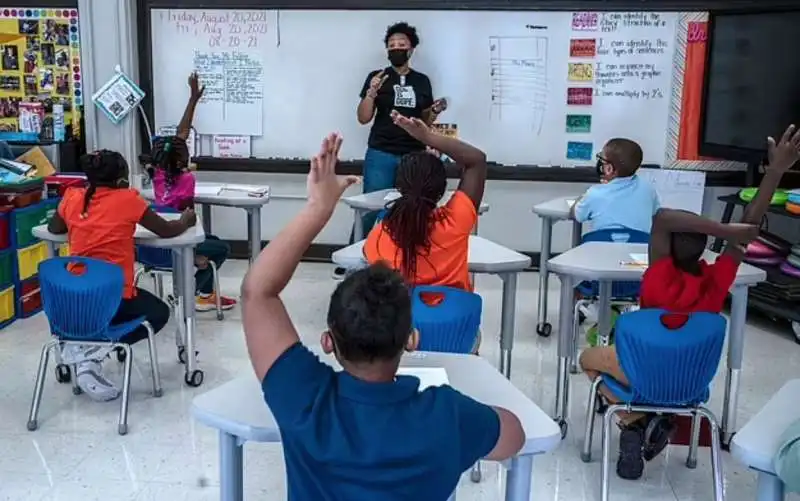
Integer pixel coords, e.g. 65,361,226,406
579,124,800,480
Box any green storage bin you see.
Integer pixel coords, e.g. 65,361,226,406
13,199,57,249
0,249,11,287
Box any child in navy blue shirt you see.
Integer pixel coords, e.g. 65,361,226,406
241,133,525,501
570,138,659,234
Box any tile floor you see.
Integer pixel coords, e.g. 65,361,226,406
0,260,799,500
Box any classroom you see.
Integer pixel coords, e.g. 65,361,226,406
0,0,798,499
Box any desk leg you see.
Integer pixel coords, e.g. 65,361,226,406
498,272,518,379
219,431,244,501
201,204,212,235
554,276,574,433
353,208,366,242
597,281,612,346
536,219,553,337
571,220,582,247
181,248,202,386
721,286,748,446
504,455,533,501
756,471,784,501
171,251,185,352
246,208,262,264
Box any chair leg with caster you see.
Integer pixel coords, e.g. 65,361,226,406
27,341,56,431
117,344,133,435
581,377,602,462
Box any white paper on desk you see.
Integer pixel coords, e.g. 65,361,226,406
396,367,449,391
566,199,576,208
219,184,269,197
629,253,648,265
212,135,251,159
384,190,401,202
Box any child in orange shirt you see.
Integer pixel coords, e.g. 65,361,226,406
364,111,487,290
48,150,196,401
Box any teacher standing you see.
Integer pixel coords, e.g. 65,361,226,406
335,22,447,278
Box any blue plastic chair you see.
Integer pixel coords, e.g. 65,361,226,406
411,285,482,354
27,257,162,436
580,309,726,501
134,204,224,320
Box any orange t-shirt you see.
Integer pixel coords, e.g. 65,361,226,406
364,190,477,290
58,187,149,299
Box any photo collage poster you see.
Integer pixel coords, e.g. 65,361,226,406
0,7,82,137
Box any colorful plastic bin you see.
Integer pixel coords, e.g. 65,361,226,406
17,276,41,318
0,248,13,287
0,284,15,328
0,206,11,250
16,240,48,281
13,199,57,249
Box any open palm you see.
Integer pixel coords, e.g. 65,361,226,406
307,133,359,210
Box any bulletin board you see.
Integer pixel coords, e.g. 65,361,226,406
0,7,82,136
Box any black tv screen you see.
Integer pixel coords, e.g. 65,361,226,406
700,11,800,164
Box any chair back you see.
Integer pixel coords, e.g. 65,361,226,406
578,227,650,299
39,257,124,340
411,286,482,354
615,308,727,406
136,203,178,268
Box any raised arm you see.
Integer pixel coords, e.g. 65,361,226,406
357,70,387,125
241,134,359,380
176,72,204,140
390,110,487,210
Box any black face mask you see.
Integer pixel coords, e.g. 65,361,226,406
388,49,410,67
595,158,604,176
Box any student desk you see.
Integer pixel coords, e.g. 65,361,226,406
546,241,766,443
343,188,491,241
192,351,561,501
331,236,531,378
731,379,800,501
32,218,208,387
531,196,582,337
141,182,270,263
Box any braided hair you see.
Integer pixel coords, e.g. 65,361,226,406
146,136,189,188
79,149,129,217
382,151,447,281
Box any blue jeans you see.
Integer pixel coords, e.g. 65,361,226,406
352,147,401,242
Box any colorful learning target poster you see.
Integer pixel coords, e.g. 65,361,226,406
0,8,82,136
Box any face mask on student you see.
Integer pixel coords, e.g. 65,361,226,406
388,49,410,67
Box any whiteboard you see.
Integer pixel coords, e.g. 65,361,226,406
638,168,706,214
151,10,684,166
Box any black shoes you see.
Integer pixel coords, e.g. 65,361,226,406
616,415,675,480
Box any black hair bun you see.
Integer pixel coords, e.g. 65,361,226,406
364,263,407,303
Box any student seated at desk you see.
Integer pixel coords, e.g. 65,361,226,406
363,111,486,350
241,133,524,501
579,124,800,481
48,149,197,401
570,138,658,233
142,72,236,312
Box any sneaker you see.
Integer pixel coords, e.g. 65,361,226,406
643,416,675,461
196,293,236,312
616,426,645,480
332,267,347,280
60,344,113,365
76,360,121,402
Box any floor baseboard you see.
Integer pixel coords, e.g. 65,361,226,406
224,239,545,272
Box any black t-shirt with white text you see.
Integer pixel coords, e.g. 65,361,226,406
360,67,434,156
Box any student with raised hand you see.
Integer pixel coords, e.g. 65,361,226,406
241,133,523,501
579,124,800,481
48,150,196,401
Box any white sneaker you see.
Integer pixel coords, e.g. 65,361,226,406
76,360,121,402
579,303,599,323
60,344,113,365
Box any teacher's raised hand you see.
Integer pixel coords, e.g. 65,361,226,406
366,70,388,99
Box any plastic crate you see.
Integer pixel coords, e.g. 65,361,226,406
45,175,86,198
0,284,14,328
0,248,12,287
13,199,57,249
57,243,69,257
17,276,41,318
0,178,44,208
0,206,11,250
16,240,48,281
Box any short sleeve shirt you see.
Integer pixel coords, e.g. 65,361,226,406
58,187,148,299
360,67,434,155
262,343,500,501
152,169,195,211
364,190,477,291
640,253,739,314
573,174,660,234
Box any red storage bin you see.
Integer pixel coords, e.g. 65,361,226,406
18,276,42,318
0,206,11,250
45,175,87,198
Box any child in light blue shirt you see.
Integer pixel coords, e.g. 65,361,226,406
571,139,659,234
